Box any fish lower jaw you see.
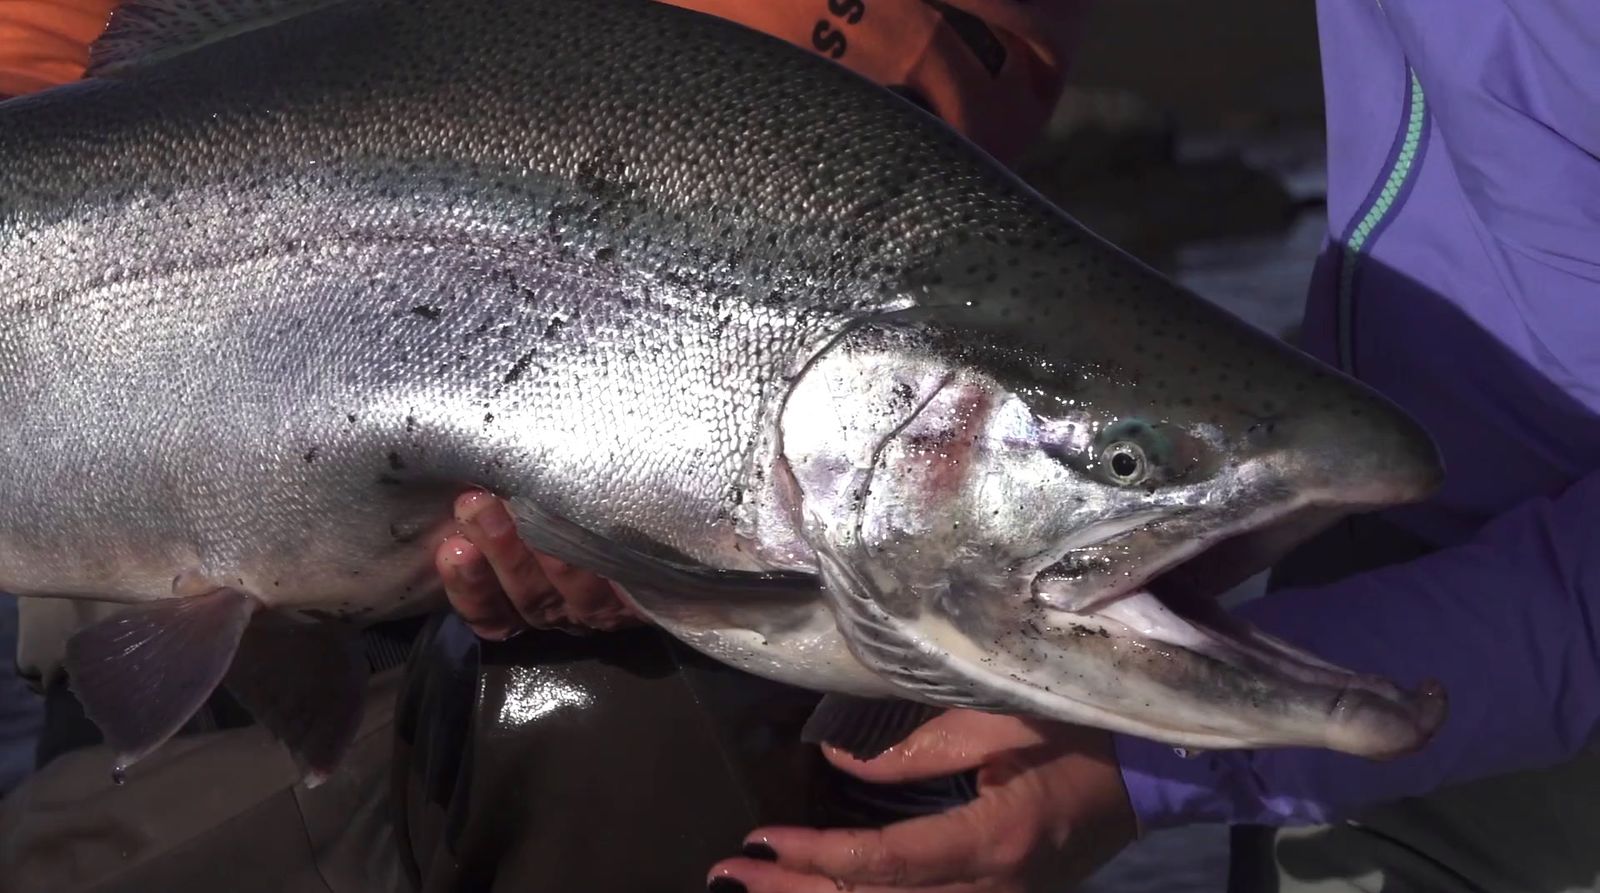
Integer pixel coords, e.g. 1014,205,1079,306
1057,593,1447,757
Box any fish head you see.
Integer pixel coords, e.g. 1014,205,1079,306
779,232,1446,758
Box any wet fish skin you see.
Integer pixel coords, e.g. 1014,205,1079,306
0,0,926,611
0,0,1445,777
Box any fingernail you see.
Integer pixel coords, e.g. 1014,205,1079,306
741,842,777,862
458,492,511,536
475,502,514,538
708,878,747,893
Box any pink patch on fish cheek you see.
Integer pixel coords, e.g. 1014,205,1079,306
893,383,994,508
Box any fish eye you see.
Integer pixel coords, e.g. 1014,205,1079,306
1103,442,1147,484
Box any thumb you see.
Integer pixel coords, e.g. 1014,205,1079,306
823,708,1050,784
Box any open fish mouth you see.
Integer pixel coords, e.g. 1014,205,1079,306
1065,585,1448,758
1028,508,1448,758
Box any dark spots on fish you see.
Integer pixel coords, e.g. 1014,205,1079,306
377,473,403,486
410,305,442,321
593,245,615,263
387,451,406,471
406,415,417,432
484,412,495,424
503,351,537,385
347,413,358,424
303,446,319,464
1350,407,1365,417
273,580,280,587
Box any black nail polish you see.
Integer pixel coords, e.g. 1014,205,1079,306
742,842,778,862
708,878,748,893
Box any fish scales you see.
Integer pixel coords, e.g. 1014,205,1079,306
0,0,1027,609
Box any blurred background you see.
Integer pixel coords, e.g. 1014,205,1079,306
1020,2,1326,890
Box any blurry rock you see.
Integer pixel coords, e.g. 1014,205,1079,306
1013,88,1301,274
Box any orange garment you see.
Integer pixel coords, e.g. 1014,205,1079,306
658,0,1083,161
1,0,1081,159
0,0,117,97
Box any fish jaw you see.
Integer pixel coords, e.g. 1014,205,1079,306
778,316,1447,758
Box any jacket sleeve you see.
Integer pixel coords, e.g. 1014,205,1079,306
1115,468,1600,828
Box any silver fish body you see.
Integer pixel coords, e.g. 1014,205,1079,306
0,0,1446,774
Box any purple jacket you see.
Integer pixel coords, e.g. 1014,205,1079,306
1114,0,1600,827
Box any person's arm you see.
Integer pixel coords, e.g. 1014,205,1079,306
1118,467,1600,828
1119,0,1600,829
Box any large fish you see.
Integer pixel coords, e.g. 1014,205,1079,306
0,0,1446,784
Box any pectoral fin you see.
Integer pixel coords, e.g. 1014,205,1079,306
505,497,818,602
505,498,907,700
64,588,257,780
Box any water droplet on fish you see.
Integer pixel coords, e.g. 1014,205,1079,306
111,767,126,785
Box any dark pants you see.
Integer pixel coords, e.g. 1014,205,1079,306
392,616,976,892
3,611,974,892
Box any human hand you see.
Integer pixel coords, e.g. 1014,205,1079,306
435,489,642,638
708,710,1137,893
